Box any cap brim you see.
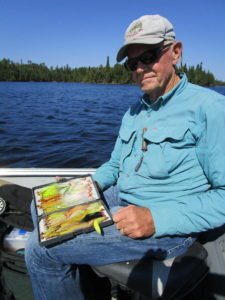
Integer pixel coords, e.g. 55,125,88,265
116,45,130,62
116,37,165,62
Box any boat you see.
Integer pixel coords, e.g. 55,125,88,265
0,168,224,300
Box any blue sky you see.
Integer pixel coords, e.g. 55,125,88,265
1,0,225,80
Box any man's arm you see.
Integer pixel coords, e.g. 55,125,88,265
93,135,122,191
150,97,225,237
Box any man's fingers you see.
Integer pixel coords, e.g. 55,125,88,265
113,207,128,223
55,176,67,183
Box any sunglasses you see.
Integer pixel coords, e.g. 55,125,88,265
124,43,172,72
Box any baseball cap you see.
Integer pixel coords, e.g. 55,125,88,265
116,15,176,62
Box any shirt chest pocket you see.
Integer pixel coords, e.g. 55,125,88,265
119,127,136,171
138,126,194,179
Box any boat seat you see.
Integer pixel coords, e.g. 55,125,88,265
92,241,209,299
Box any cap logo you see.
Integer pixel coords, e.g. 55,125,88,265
126,21,143,39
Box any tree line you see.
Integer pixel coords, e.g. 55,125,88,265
0,57,224,86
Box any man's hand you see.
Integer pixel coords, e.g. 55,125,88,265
113,205,156,239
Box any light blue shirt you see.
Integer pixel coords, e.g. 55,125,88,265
93,74,225,237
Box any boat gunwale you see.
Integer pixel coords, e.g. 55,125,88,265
0,168,96,177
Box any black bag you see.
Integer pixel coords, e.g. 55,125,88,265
0,179,34,231
0,179,34,300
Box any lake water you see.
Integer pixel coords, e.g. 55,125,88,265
0,82,225,168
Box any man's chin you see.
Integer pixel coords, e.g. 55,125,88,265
140,84,156,94
140,85,162,100
139,79,157,91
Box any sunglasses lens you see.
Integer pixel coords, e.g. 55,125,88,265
140,52,155,65
124,59,137,71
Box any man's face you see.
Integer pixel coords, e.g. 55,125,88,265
126,42,181,101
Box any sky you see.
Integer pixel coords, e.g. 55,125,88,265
1,0,225,80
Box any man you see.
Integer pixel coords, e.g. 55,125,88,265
25,15,225,299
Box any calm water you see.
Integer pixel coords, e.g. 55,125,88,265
0,82,225,168
0,82,141,168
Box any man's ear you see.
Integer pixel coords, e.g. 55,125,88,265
172,42,182,65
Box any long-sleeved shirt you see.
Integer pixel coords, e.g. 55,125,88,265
93,73,225,238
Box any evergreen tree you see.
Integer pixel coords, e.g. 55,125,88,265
106,56,110,68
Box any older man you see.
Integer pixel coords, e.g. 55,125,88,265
25,15,225,300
